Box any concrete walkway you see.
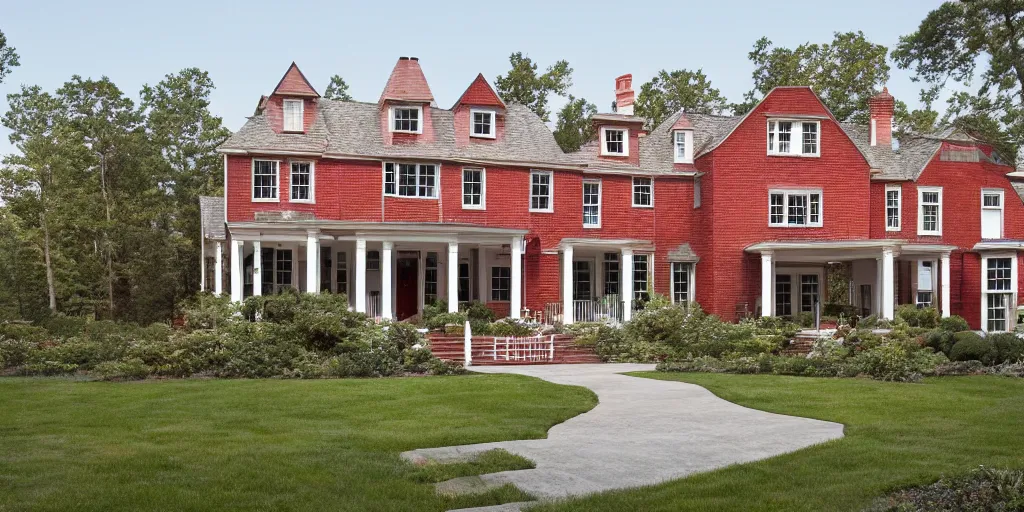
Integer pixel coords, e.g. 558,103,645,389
402,364,844,506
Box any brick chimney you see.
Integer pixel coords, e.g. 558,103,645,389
869,87,895,147
614,74,634,116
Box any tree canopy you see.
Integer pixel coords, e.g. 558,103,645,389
324,75,353,101
552,95,597,152
495,52,572,123
0,29,18,84
633,69,728,130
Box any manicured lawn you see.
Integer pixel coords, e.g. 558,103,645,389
535,372,1024,512
0,375,596,512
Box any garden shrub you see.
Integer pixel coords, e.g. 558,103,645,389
867,466,1024,512
949,332,998,364
93,358,150,381
924,329,956,355
629,298,753,359
464,301,496,323
179,293,235,330
591,324,663,362
858,315,879,329
989,332,1024,364
796,312,814,328
476,318,537,337
18,361,79,376
0,336,35,368
895,305,940,328
938,315,970,333
426,312,467,332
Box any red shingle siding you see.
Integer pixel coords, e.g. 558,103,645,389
273,64,319,97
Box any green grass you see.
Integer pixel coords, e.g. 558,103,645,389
534,372,1024,512
409,449,535,483
0,374,596,512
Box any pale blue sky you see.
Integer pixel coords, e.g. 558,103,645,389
0,0,941,157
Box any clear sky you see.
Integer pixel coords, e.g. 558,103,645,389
0,0,942,157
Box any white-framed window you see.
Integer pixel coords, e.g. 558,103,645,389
462,168,485,209
383,162,438,198
603,253,619,296
767,120,820,157
389,105,422,134
283,99,304,132
769,189,822,227
335,251,348,295
601,127,628,156
491,266,511,301
366,250,380,271
981,188,1004,239
918,187,943,235
470,109,495,139
289,161,314,203
632,177,653,207
673,130,693,164
671,262,694,305
885,184,901,231
252,159,279,201
916,260,934,308
633,254,650,302
583,179,601,228
530,170,553,212
983,255,1016,332
425,252,438,304
694,177,702,208
800,274,819,313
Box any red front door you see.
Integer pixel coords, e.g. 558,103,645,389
396,257,419,320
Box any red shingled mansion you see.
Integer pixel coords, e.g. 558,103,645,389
199,57,1024,332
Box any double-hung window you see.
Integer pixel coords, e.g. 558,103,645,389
769,190,822,227
767,120,820,157
336,252,348,295
462,168,485,209
470,109,495,138
671,262,693,305
383,162,437,198
601,128,627,156
390,106,422,133
603,253,619,296
583,179,601,228
885,184,901,231
283,99,303,132
918,187,942,235
491,267,511,301
632,177,653,207
289,161,313,202
424,252,438,304
252,159,279,201
633,254,650,302
673,130,693,163
916,261,934,307
984,256,1015,332
530,170,553,212
981,189,1004,239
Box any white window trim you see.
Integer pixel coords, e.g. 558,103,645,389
767,119,821,157
768,188,823,227
461,167,486,210
632,177,654,208
670,262,696,305
529,170,554,213
673,130,694,164
288,160,315,204
633,253,652,301
283,99,304,132
388,105,424,134
885,184,901,232
382,161,441,199
981,188,1004,240
251,159,280,203
469,108,496,139
582,178,602,229
600,127,629,156
917,186,943,236
980,253,1017,333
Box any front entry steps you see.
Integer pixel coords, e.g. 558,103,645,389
782,329,837,356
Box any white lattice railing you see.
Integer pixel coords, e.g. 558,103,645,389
486,335,555,362
366,292,381,319
543,298,624,325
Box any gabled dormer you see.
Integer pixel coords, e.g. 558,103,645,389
671,114,694,164
452,74,506,144
379,57,435,144
268,62,319,134
591,74,644,165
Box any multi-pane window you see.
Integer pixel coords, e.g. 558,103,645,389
471,110,494,138
290,161,312,202
982,189,1004,239
674,130,692,163
632,177,653,207
775,275,792,316
462,168,484,208
671,262,692,305
987,294,1009,332
885,185,901,231
573,261,592,301
491,266,511,301
530,171,553,212
276,249,293,289
252,160,279,200
458,262,471,302
603,253,619,296
916,260,934,308
391,106,420,133
384,162,437,198
319,247,332,293
602,128,626,155
261,248,274,295
336,252,348,295
583,180,601,227
918,187,942,235
633,254,650,302
768,120,820,156
800,274,819,313
985,257,1014,331
283,99,303,132
987,257,1012,291
769,190,822,227
366,250,380,271
424,252,438,304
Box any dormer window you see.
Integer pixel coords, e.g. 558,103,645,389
601,127,628,156
390,106,422,134
471,109,495,139
673,130,693,163
283,99,304,132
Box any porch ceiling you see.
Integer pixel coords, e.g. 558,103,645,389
746,239,956,263
549,238,655,253
227,220,528,245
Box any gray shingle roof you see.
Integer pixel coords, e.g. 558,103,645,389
637,111,741,173
199,196,226,240
839,123,941,180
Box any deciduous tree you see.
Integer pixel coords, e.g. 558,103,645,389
324,75,353,101
634,69,728,130
553,95,596,152
0,29,18,84
495,52,572,123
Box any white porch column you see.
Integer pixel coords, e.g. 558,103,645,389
214,241,224,296
229,240,243,303
448,242,459,313
875,257,883,316
881,247,895,320
252,241,262,297
621,248,633,322
355,239,367,313
761,251,774,317
510,236,523,319
305,232,319,294
941,252,951,318
562,244,574,324
381,242,393,320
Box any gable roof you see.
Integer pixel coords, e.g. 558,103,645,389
272,63,320,98
379,57,435,104
452,74,505,109
839,123,941,180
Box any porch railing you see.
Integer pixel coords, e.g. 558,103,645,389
366,292,381,319
542,297,625,325
488,335,555,362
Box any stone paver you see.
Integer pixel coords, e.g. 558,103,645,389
402,363,844,506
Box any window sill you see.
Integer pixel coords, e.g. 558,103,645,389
289,199,315,204
600,152,629,158
462,204,486,211
282,130,306,134
529,209,554,214
631,204,654,209
769,224,823,228
767,153,820,158
390,129,423,135
470,133,496,140
583,224,601,229
885,227,901,232
917,232,943,237
673,158,694,164
384,194,439,200
252,198,280,203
